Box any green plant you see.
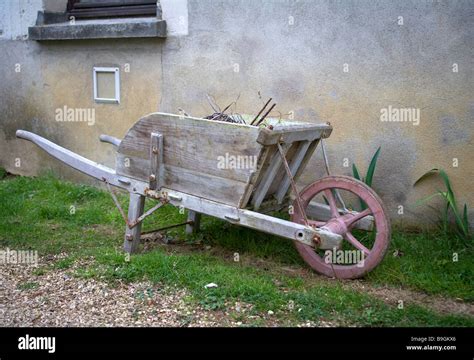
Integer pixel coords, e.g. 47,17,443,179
414,168,471,244
352,147,381,209
352,147,381,187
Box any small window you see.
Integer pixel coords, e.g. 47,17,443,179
93,67,120,104
67,0,159,19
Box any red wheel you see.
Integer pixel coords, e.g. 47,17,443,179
291,175,390,279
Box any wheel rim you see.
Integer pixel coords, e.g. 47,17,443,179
291,175,390,279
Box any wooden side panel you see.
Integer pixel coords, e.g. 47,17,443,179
247,139,321,208
117,113,330,208
117,113,262,207
163,164,249,206
116,154,150,181
292,139,320,182
275,140,312,203
251,143,291,210
266,141,299,196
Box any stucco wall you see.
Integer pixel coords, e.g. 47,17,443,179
0,0,472,228
0,0,43,40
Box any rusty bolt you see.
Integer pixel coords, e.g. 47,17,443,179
313,234,321,247
268,125,274,130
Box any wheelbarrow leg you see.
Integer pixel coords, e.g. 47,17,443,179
123,193,145,253
186,210,201,234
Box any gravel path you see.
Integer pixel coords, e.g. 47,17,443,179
0,256,327,327
0,260,228,327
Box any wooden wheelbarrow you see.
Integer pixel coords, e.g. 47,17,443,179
16,112,390,279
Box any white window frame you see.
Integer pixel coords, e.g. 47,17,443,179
93,66,120,104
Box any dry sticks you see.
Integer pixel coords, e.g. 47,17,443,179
204,94,277,126
251,98,272,125
250,98,277,127
255,103,276,127
204,93,246,124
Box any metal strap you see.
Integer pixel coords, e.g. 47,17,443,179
277,141,309,226
104,179,167,228
104,179,129,225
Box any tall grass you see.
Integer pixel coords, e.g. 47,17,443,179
352,147,381,210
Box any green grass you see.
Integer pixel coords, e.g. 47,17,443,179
0,173,473,326
0,173,123,254
366,229,473,301
191,217,473,301
190,217,474,302
86,248,472,326
17,281,39,290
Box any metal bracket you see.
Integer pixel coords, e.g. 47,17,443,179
128,201,166,229
104,179,168,229
149,132,163,190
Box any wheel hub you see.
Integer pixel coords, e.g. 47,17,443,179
324,216,348,236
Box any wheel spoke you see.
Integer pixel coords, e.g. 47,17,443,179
345,208,372,228
345,232,371,256
324,189,339,218
308,220,326,228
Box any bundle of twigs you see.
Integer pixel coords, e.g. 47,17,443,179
204,94,246,124
203,93,276,126
204,112,244,124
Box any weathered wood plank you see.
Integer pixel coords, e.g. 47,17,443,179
116,154,149,181
117,113,262,183
149,188,343,249
265,141,299,197
15,130,152,194
163,164,249,206
116,113,269,207
251,143,290,210
116,154,251,206
292,139,320,182
257,124,332,146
